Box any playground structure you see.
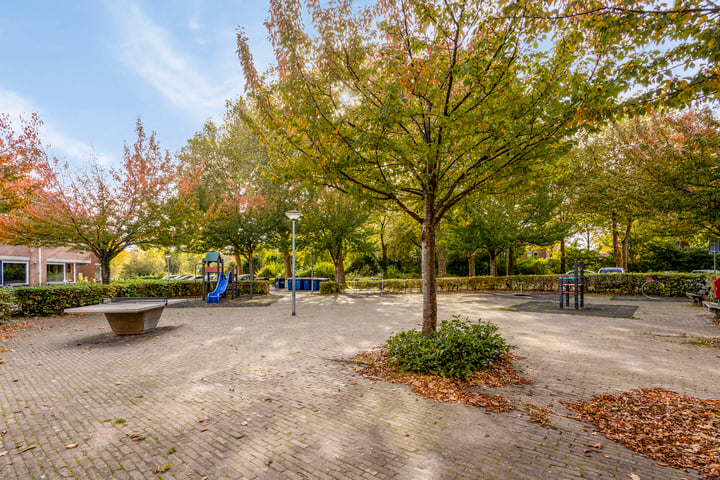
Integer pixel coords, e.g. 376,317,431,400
559,259,585,309
196,252,258,303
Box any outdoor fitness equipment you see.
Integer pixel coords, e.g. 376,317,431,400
559,259,585,310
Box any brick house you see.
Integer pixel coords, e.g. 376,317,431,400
0,245,99,286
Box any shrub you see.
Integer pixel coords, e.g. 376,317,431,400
234,281,270,295
385,316,512,378
257,265,278,278
0,288,15,323
319,281,346,294
298,262,335,279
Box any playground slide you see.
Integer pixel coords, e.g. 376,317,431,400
207,272,231,304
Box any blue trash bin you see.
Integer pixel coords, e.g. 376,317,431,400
302,279,311,290
295,278,303,290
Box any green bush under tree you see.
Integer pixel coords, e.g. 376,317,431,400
386,316,512,378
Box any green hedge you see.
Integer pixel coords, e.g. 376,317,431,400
4,279,270,319
0,288,15,323
323,273,716,298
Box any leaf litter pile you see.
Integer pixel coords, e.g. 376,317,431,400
563,388,720,479
351,348,531,413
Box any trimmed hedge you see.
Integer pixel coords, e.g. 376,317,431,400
324,273,716,298
3,279,270,319
0,288,15,323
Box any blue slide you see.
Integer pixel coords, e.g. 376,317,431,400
207,271,231,304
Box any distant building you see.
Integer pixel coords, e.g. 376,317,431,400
0,245,99,286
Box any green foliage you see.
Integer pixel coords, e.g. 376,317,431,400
319,281,345,294
317,273,714,298
257,265,278,278
386,316,512,378
297,262,335,279
0,289,15,323
629,241,716,273
120,254,164,278
9,280,193,317
234,281,270,295
515,258,560,276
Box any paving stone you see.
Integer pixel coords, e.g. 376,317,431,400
0,292,716,479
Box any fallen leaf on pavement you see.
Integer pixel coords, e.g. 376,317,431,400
65,443,79,449
564,388,720,480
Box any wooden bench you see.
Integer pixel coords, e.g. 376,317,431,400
702,301,720,319
65,297,185,335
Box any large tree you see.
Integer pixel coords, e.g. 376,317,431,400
301,189,373,284
0,113,48,214
200,188,282,279
565,126,649,271
237,0,619,335
0,119,177,283
558,1,720,109
619,108,720,237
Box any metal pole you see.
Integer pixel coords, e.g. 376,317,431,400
292,219,297,316
310,251,314,293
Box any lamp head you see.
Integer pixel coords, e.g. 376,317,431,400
285,209,302,220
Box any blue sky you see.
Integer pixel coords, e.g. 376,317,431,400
0,0,274,168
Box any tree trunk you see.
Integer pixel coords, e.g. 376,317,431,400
334,250,345,285
611,214,622,268
100,255,111,285
507,247,515,276
560,237,566,273
234,254,244,275
380,229,388,277
436,246,447,278
467,250,476,277
621,219,633,271
489,251,498,276
421,198,438,336
283,250,292,278
247,252,255,279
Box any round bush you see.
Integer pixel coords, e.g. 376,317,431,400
385,316,512,378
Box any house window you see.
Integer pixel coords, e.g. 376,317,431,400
2,262,28,285
47,264,65,283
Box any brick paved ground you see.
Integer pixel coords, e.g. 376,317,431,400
1,291,718,479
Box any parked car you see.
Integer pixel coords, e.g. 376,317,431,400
598,267,625,274
565,269,596,275
692,269,717,273
175,274,195,281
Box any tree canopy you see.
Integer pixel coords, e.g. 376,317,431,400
237,0,622,334
0,118,177,283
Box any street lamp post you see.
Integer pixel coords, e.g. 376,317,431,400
165,254,171,278
285,210,302,315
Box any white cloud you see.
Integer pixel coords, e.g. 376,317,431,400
106,1,239,121
0,87,115,167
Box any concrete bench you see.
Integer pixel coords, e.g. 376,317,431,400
686,287,709,305
702,301,720,319
65,297,185,335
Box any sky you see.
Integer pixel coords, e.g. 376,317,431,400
0,0,275,168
